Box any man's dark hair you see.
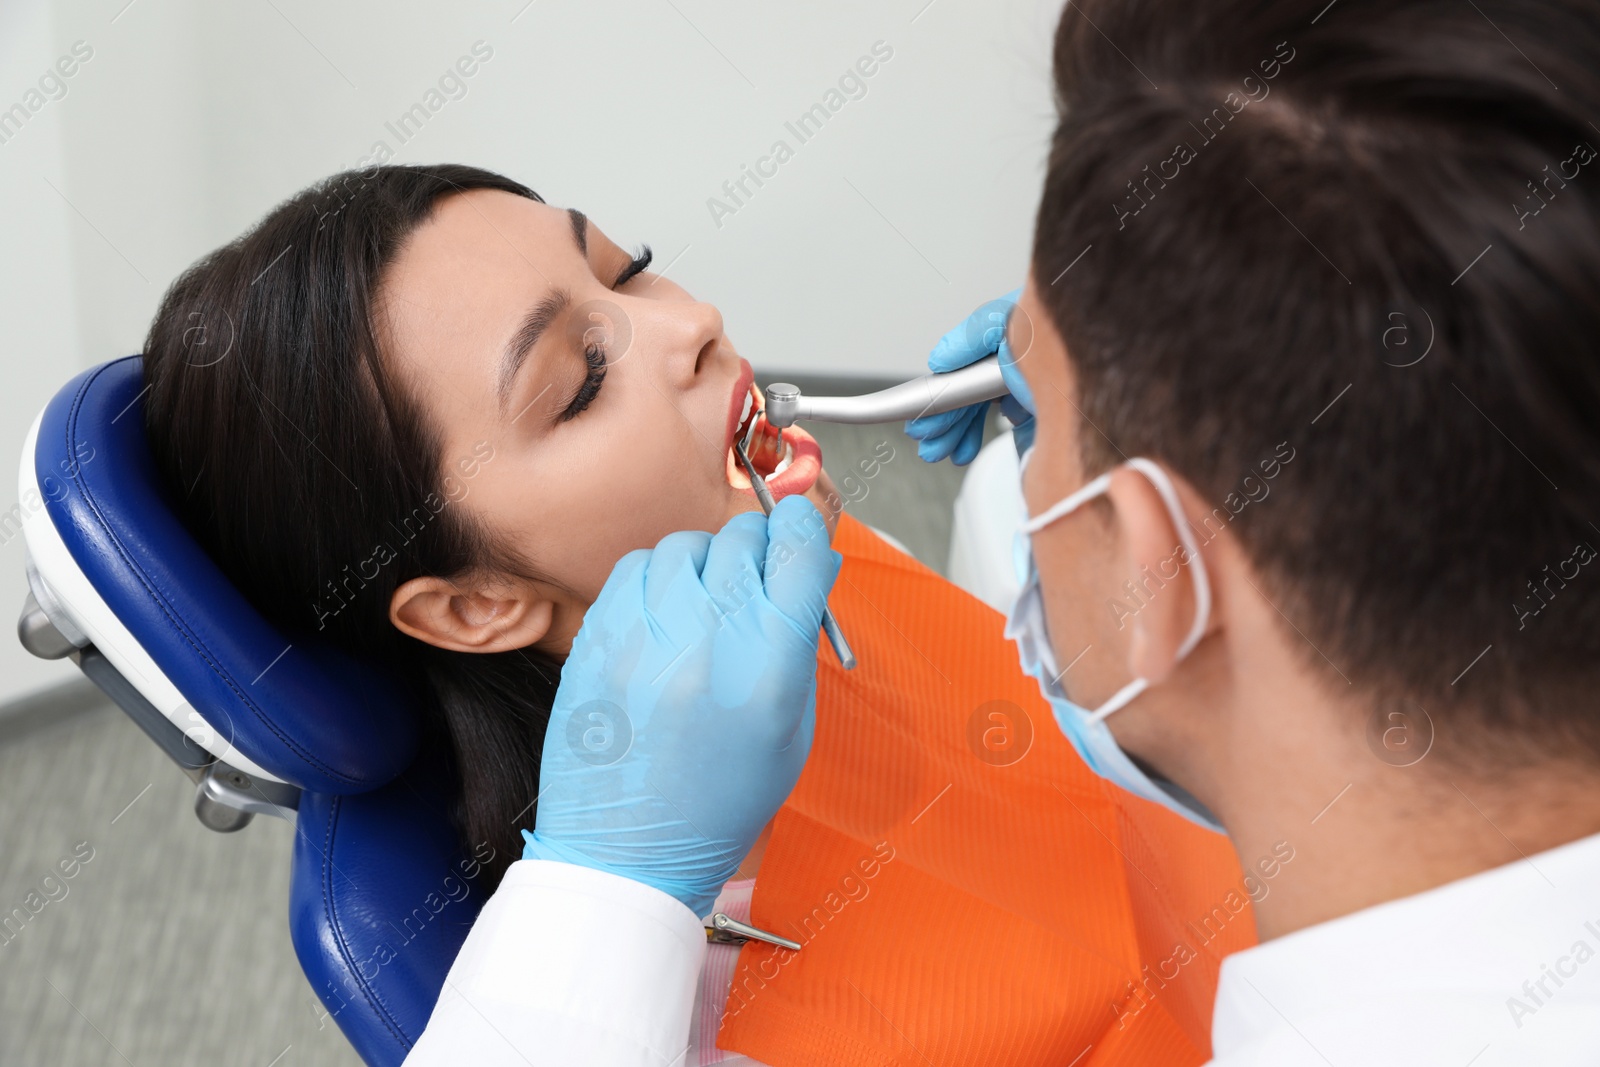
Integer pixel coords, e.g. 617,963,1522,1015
1034,0,1600,761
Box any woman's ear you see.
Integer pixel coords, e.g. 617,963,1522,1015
1105,465,1208,685
389,574,556,653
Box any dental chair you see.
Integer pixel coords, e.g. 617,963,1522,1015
15,356,475,1067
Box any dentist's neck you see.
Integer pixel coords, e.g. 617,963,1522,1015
1154,635,1600,942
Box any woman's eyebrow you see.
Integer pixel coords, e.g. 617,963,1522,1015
496,209,592,418
568,207,587,255
498,286,571,417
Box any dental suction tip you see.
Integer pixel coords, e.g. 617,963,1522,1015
765,383,801,429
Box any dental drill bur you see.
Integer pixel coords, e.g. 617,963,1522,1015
761,354,1007,430
733,422,857,671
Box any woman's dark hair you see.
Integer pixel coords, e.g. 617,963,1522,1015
1035,0,1600,762
143,164,556,892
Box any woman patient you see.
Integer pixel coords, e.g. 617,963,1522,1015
141,164,1254,1066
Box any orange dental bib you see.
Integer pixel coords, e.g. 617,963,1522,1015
716,514,1257,1067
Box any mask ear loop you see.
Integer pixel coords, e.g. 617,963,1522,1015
1033,459,1210,725
1123,458,1212,660
1021,472,1113,533
1013,450,1213,723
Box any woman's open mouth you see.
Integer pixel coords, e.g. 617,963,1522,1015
725,381,822,502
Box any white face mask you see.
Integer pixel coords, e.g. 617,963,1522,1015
1003,449,1223,832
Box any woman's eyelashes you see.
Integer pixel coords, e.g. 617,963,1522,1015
559,342,607,422
614,245,652,287
557,246,652,422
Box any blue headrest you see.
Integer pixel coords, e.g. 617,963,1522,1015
290,745,479,1065
37,356,420,793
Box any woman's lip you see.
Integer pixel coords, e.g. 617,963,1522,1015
725,422,823,501
726,359,755,453
762,425,822,501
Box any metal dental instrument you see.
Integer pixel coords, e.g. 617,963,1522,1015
734,421,857,671
704,911,803,951
762,353,1007,430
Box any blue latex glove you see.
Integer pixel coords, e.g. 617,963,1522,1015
521,495,843,918
904,287,1037,464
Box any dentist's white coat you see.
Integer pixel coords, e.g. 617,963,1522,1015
402,860,713,1066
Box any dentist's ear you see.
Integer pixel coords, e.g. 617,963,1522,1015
1104,465,1216,684
389,575,556,653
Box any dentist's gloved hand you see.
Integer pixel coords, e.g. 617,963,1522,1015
904,287,1037,464
521,495,842,919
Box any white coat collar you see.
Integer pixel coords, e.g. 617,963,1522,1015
1209,829,1600,1066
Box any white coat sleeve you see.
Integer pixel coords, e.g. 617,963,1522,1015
401,859,707,1067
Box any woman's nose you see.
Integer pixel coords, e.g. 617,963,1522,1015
652,300,724,388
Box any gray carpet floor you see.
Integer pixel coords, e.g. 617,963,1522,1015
0,417,989,1067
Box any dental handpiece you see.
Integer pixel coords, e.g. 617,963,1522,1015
762,354,1006,430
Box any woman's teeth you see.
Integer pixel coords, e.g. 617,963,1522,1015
725,427,792,487
728,379,805,490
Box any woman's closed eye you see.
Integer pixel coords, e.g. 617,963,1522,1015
613,245,652,288
558,245,652,422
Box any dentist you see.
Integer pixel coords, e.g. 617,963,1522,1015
406,0,1600,1063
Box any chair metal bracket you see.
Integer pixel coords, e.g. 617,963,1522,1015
17,556,303,833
